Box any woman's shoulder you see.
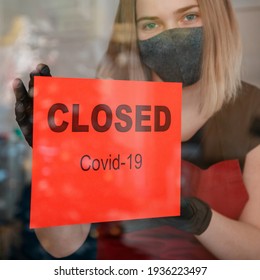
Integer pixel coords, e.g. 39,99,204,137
219,81,260,118
182,82,260,168
240,81,260,94
236,81,260,107
210,81,260,157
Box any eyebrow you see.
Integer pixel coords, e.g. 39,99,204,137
136,16,159,23
174,5,199,15
136,5,199,23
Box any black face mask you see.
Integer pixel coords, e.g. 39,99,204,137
138,27,203,87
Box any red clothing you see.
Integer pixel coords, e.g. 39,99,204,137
97,82,260,259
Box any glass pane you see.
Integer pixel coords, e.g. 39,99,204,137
0,0,260,260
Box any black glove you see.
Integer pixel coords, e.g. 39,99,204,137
160,197,212,235
12,64,52,147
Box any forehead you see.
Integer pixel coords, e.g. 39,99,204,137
136,0,199,16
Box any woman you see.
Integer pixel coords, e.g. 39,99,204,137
13,0,260,259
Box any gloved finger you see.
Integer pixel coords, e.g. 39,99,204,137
29,70,40,97
29,64,52,97
15,101,27,124
36,63,51,76
29,64,51,84
13,78,33,147
20,122,33,147
15,100,33,123
15,104,33,147
13,78,32,117
159,197,212,235
13,78,30,102
180,197,194,219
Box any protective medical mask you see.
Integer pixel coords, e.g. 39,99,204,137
138,27,203,87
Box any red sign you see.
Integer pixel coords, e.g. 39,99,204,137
31,77,182,228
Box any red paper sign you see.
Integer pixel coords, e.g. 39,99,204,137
31,77,182,228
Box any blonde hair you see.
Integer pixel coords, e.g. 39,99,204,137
97,0,242,116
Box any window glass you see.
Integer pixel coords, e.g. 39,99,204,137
0,0,260,260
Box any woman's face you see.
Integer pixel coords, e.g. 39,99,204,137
136,0,202,40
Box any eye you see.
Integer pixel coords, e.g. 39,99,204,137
137,19,163,40
181,13,200,25
143,22,159,30
184,13,197,22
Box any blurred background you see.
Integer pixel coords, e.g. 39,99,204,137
0,0,259,259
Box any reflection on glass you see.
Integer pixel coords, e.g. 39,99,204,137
1,0,260,260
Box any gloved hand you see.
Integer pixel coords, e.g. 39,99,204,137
12,64,52,147
160,197,212,235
